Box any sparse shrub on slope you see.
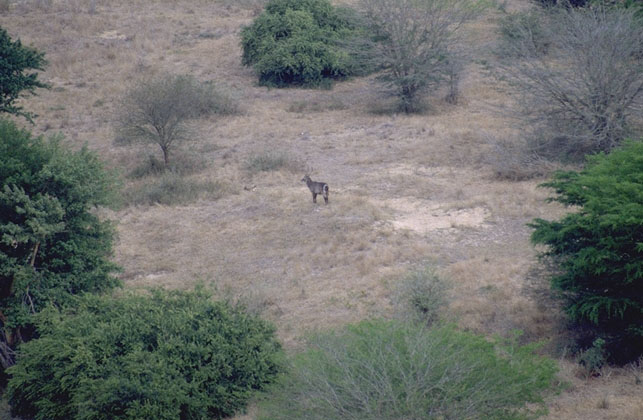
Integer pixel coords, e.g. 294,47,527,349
496,5,643,161
7,288,283,420
0,119,119,368
391,265,450,325
357,0,482,113
259,320,558,420
530,140,643,363
240,0,363,87
116,74,237,169
498,9,549,57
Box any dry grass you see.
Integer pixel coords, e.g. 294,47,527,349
2,0,641,418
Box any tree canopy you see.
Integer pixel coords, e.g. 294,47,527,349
0,119,119,367
0,27,47,121
531,140,643,363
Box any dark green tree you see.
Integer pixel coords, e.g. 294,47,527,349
0,119,119,368
0,27,47,121
7,288,283,420
530,140,643,363
240,0,363,87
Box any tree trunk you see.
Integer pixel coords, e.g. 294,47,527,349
162,146,170,168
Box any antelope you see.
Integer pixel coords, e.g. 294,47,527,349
301,175,329,204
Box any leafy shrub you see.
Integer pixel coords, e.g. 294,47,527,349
240,0,363,87
0,119,119,368
122,172,225,206
391,266,450,325
7,288,283,420
259,320,557,420
530,140,643,363
577,338,607,377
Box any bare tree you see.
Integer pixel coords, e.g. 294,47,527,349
116,74,232,168
497,5,643,160
358,0,481,113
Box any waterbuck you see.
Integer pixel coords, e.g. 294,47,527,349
301,175,329,204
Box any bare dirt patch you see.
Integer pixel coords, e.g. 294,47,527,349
386,197,490,233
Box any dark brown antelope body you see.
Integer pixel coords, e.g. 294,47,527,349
302,175,329,204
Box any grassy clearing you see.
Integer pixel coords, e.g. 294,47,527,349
244,150,304,175
121,173,227,206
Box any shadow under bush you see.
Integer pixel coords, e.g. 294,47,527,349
259,320,558,420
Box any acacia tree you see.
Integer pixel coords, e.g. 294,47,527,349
497,5,643,160
0,119,119,368
117,74,229,168
0,27,47,121
358,0,480,113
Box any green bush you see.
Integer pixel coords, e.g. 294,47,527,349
7,288,283,420
259,320,557,420
0,119,119,366
576,338,607,377
240,0,362,87
530,140,643,363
